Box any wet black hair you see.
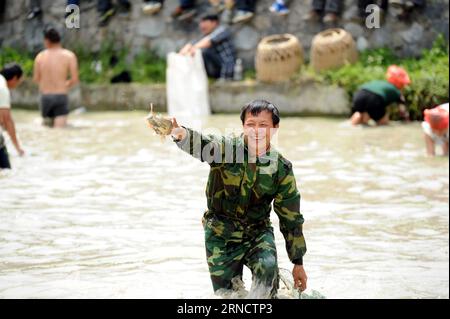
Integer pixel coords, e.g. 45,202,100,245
44,27,61,43
0,62,23,81
240,99,280,126
200,12,220,22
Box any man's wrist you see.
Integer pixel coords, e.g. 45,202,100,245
172,127,188,145
292,257,303,266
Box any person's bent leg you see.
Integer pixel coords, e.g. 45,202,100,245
442,142,449,156
29,0,41,10
351,112,363,125
204,229,245,294
202,48,222,79
376,112,390,125
424,134,435,156
180,0,195,9
323,0,341,23
312,0,326,11
232,0,256,23
361,112,371,124
27,0,42,19
235,0,257,12
244,228,279,298
117,0,131,12
172,0,196,19
67,0,80,6
97,0,112,13
358,0,369,16
324,0,342,13
351,90,369,125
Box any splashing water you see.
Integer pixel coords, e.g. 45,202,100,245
0,111,448,299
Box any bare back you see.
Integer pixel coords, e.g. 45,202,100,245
34,48,78,94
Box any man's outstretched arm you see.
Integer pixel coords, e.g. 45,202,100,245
170,118,227,165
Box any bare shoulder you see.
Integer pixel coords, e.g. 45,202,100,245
35,50,47,61
63,49,77,59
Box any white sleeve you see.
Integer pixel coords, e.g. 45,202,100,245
0,86,11,109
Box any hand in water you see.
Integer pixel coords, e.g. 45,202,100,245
293,264,307,292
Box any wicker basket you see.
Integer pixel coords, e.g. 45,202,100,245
255,34,304,83
310,28,358,72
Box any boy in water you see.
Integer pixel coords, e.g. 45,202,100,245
422,103,449,157
152,100,307,298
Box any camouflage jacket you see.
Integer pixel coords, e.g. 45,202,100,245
175,127,307,265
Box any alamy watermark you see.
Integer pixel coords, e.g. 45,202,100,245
176,127,281,175
65,4,80,29
365,4,382,29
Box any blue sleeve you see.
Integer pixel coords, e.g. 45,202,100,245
209,26,231,45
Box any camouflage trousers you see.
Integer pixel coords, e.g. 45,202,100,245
203,213,279,298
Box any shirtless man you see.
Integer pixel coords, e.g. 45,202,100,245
33,27,79,128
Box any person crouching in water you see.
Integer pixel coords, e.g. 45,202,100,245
350,65,411,126
422,103,449,157
33,27,79,128
165,100,307,298
0,63,25,169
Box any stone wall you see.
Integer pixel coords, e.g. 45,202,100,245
1,0,449,69
11,79,350,115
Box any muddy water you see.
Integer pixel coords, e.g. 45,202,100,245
0,110,448,299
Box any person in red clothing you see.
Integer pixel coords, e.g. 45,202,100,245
422,103,449,157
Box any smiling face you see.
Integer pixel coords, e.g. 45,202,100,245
243,110,279,153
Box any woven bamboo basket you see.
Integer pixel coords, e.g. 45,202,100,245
255,34,304,83
310,28,358,72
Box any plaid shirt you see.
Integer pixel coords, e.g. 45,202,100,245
207,25,236,79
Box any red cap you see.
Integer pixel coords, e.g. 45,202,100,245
386,65,411,89
424,106,449,131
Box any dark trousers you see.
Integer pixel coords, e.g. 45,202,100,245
202,48,222,79
0,0,5,20
412,0,426,6
29,0,41,10
180,0,195,9
235,0,257,12
97,0,130,13
0,146,11,169
391,0,426,6
312,0,342,13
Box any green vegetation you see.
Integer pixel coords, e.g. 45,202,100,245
0,41,167,84
0,47,35,76
315,35,449,120
1,35,448,120
73,41,167,84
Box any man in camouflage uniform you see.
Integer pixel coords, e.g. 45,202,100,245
170,100,307,298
